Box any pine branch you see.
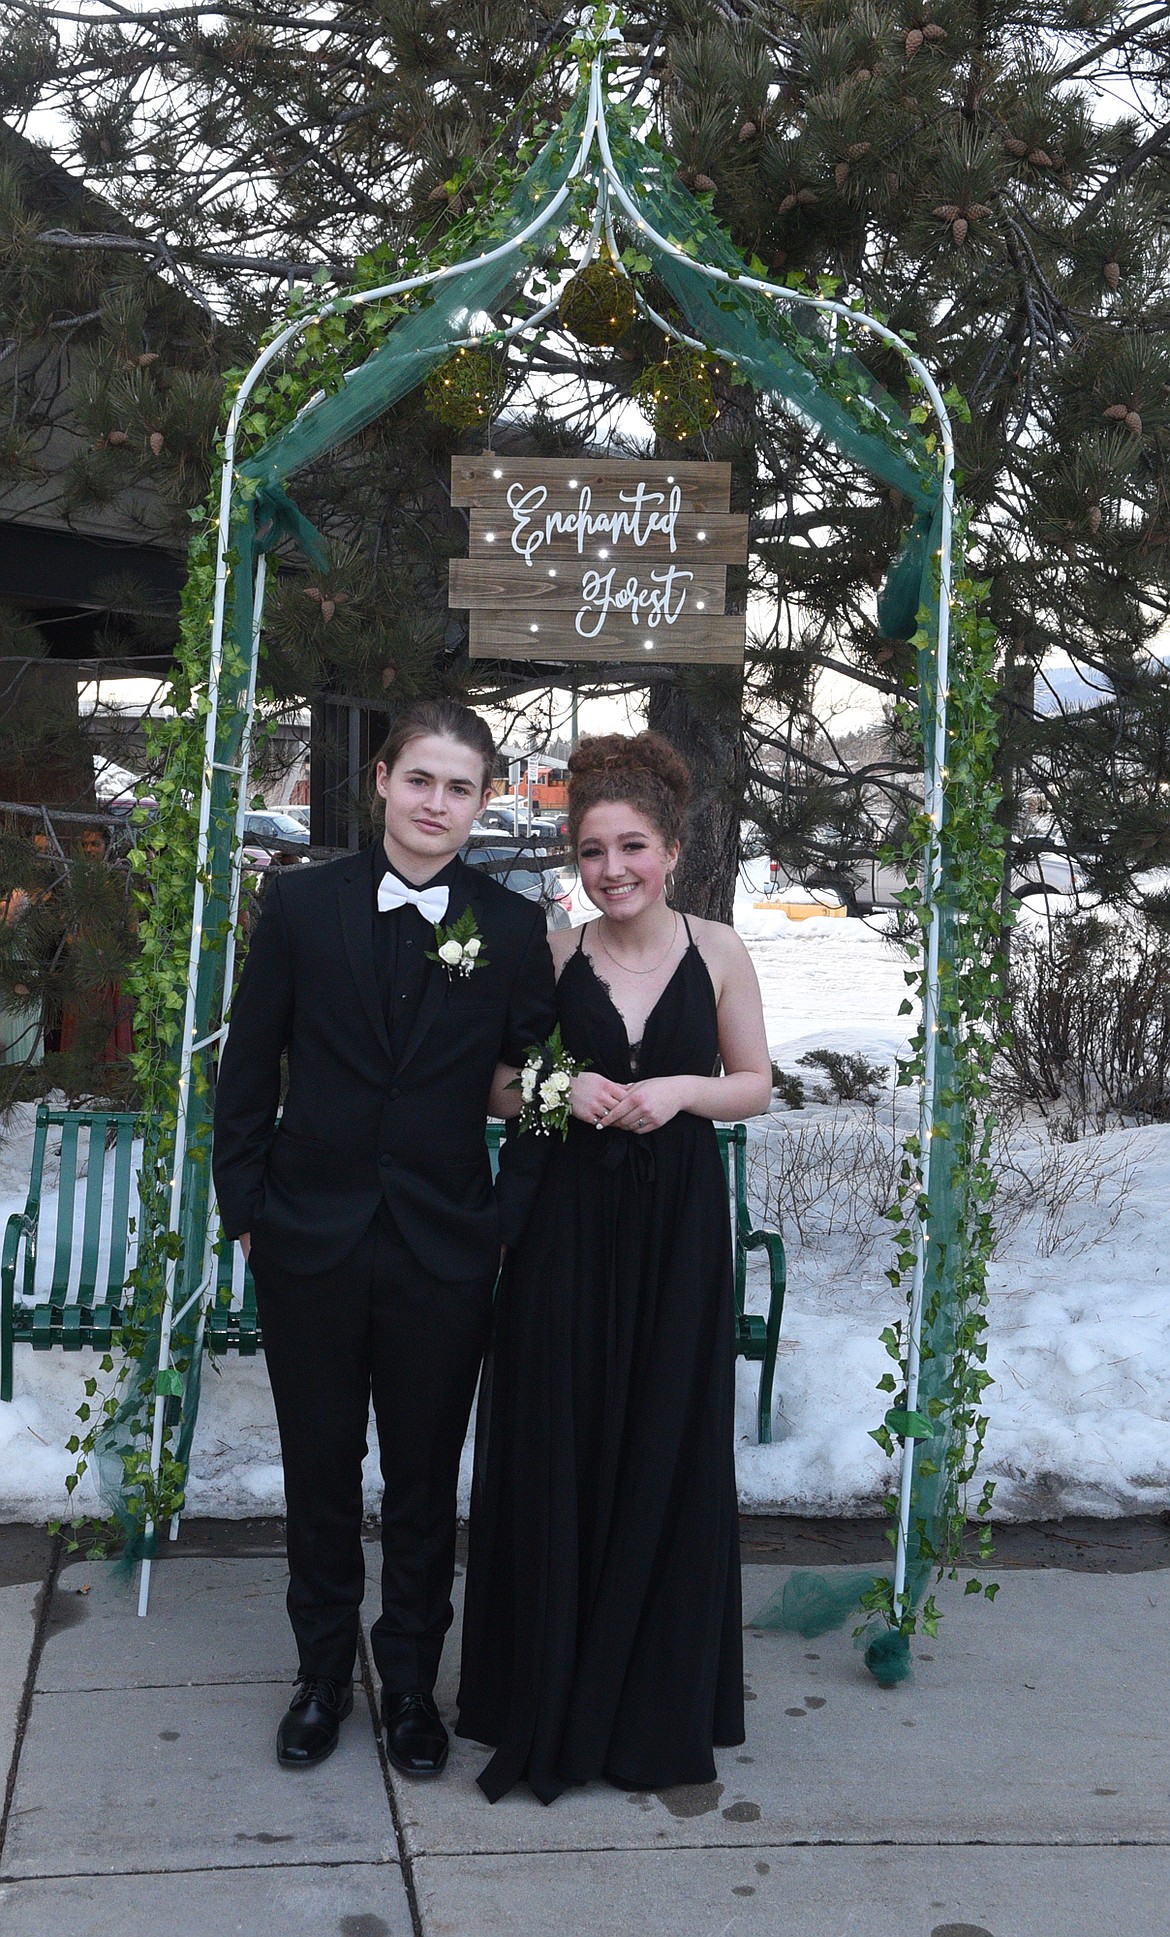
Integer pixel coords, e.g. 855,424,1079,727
37,228,351,281
1078,117,1170,225
1048,4,1170,85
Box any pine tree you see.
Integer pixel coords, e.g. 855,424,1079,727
1,1,1168,924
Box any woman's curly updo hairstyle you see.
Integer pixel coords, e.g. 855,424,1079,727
567,731,692,849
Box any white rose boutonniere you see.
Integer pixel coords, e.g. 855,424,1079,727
510,1024,587,1138
427,908,488,979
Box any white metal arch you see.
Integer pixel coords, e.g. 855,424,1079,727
139,26,956,1625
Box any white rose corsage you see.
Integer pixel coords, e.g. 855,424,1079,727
427,908,488,979
511,1024,586,1138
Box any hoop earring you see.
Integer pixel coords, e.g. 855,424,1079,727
665,869,676,901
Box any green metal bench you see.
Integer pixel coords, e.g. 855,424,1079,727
3,1107,787,1440
0,1107,262,1405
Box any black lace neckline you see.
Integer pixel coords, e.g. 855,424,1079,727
576,935,693,1075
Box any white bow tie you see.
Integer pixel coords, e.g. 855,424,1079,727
377,871,450,925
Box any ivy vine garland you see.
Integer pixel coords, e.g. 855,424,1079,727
866,558,1008,1646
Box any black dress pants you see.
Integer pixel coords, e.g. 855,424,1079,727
250,1202,496,1692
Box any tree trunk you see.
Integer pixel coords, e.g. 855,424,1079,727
648,670,746,924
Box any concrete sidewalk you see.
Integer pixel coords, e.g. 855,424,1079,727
0,1522,1166,1936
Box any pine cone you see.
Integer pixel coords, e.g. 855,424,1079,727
968,204,993,220
148,430,165,455
1103,403,1130,421
106,429,128,446
848,141,872,159
1027,149,1053,168
427,183,447,202
1086,504,1102,534
923,22,946,38
905,28,924,54
738,121,757,142
951,217,968,243
137,352,159,368
855,67,872,80
1004,137,1029,158
777,193,798,214
796,188,818,206
1104,260,1121,290
694,173,717,193
1126,410,1143,434
934,204,961,221
834,161,850,187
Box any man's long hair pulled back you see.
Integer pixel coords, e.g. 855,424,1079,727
370,700,496,822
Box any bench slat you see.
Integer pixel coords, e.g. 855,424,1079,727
104,1117,137,1298
76,1121,109,1303
50,1120,80,1304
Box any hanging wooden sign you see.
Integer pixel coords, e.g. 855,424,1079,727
449,456,747,664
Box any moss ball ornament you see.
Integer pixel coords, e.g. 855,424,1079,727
424,346,505,430
632,345,719,442
558,257,638,347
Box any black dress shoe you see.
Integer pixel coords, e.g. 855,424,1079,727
276,1676,354,1769
381,1691,449,1776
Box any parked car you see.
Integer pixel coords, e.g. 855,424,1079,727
480,800,567,840
461,841,572,928
242,809,310,850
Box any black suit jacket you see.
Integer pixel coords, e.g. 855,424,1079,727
212,845,557,1282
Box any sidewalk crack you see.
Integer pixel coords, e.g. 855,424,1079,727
0,1530,64,1864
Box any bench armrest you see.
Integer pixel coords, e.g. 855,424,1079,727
740,1224,786,1268
2,1209,36,1291
2,1209,37,1403
738,1225,787,1445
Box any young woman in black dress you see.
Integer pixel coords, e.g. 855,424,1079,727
457,732,772,1803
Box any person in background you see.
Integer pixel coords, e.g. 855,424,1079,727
58,823,134,1071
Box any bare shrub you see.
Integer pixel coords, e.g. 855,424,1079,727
747,1101,904,1264
999,913,1170,1132
988,1123,1138,1259
750,1102,1138,1269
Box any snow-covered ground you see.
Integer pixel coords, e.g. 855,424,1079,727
2,864,1167,1524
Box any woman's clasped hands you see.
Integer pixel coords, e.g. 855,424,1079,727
569,1070,692,1134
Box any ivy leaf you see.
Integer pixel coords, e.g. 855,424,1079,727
884,1407,934,1440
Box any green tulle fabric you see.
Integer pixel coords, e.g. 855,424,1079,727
748,1569,884,1640
102,82,959,1663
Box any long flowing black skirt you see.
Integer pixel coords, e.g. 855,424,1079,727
456,1107,744,1804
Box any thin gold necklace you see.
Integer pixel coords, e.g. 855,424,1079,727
594,910,679,977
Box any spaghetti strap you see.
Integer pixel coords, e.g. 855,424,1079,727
681,913,696,948
573,924,588,954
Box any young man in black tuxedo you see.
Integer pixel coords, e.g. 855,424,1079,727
213,701,555,1773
